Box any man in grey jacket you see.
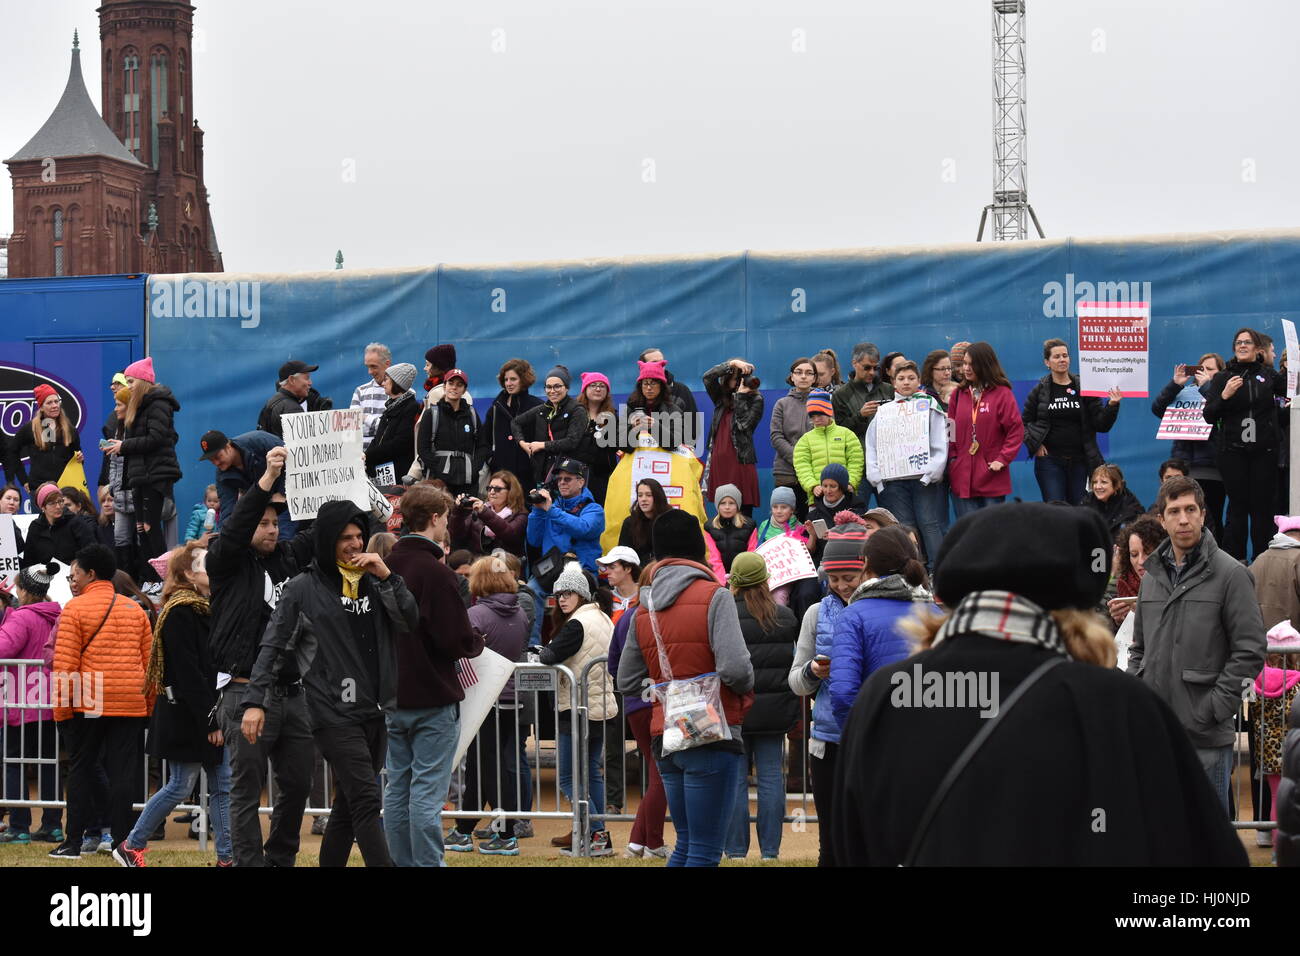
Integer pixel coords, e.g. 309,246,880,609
1128,475,1266,813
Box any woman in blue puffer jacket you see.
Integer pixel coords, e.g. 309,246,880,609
829,526,938,731
789,526,869,867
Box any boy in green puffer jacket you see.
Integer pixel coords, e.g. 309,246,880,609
793,390,864,506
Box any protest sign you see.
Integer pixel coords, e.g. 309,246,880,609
875,397,932,481
755,534,818,590
1283,319,1299,399
601,445,706,554
1078,300,1149,397
372,461,396,486
453,647,516,766
281,408,369,521
0,516,18,590
1155,383,1212,441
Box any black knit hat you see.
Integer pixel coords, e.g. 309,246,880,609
652,508,706,563
932,502,1111,611
425,344,456,371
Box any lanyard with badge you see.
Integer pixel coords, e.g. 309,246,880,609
968,388,982,456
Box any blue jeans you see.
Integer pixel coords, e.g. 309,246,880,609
526,576,547,644
878,479,948,570
557,717,605,833
656,743,743,867
1196,745,1233,816
725,733,785,859
385,704,460,867
1033,454,1088,504
126,756,232,861
952,495,1005,519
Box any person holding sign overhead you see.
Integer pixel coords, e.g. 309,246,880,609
1202,328,1287,560
864,360,949,570
1151,353,1226,539
362,362,420,484
1021,339,1122,505
946,342,1024,518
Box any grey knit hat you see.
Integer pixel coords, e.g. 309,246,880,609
386,362,417,393
770,486,798,510
552,562,592,601
713,483,743,509
545,365,572,388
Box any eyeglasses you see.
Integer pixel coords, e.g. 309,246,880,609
792,368,815,376
544,383,565,391
556,475,580,483
1234,340,1255,347
486,485,508,493
858,363,878,371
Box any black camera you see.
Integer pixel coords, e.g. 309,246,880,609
455,493,473,509
527,488,548,506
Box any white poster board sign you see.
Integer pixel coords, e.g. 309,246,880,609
1078,300,1149,398
372,462,396,487
281,409,369,521
0,516,18,589
875,398,932,481
755,534,818,590
1283,318,1299,399
629,449,683,504
453,647,516,766
1155,383,1212,441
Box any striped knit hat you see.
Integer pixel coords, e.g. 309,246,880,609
820,527,867,573
806,389,833,418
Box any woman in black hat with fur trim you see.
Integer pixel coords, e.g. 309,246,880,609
829,502,1249,866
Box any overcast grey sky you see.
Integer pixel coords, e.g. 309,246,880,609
4,0,1299,273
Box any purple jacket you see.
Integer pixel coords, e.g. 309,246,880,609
606,604,650,715
0,601,60,725
467,592,529,705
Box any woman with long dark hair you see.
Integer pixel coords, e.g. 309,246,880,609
1202,328,1287,559
625,361,684,452
921,349,957,413
725,553,799,861
485,359,544,490
450,469,528,557
946,342,1024,517
618,478,671,567
14,384,83,496
1151,352,1226,538
702,359,763,517
576,372,619,506
102,358,182,585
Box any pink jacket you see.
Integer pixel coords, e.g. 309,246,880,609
0,601,61,725
946,384,1024,500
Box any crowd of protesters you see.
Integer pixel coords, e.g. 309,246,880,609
0,327,1296,868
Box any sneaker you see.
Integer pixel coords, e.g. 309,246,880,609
79,834,99,854
478,835,520,856
49,842,82,860
97,831,113,854
644,844,671,859
310,816,327,836
590,830,614,857
621,845,644,859
112,841,146,868
32,827,64,843
444,830,473,853
0,830,30,844
216,858,233,868
473,827,497,841
550,832,573,849
512,820,534,839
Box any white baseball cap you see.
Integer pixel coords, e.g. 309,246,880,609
596,546,641,568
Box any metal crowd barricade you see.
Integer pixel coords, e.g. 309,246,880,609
1230,642,1298,842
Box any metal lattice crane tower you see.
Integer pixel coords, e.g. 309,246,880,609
977,0,1044,241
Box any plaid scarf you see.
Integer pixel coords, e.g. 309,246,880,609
932,590,1065,656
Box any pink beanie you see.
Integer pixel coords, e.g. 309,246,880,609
580,372,611,394
35,483,61,508
124,357,155,384
636,360,668,385
1276,515,1300,534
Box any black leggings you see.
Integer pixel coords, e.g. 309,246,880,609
810,741,838,868
132,486,168,581
1218,451,1275,560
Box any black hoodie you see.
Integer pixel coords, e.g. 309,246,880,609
242,499,419,729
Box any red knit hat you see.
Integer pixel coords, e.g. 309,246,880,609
33,384,58,407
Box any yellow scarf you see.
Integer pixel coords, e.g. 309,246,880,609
337,561,366,599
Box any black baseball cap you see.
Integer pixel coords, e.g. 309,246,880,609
278,360,319,381
198,430,230,462
553,458,588,479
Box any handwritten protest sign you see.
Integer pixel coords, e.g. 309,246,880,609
1155,383,1211,441
281,409,368,521
1078,300,1149,397
0,516,18,590
755,534,817,590
1284,319,1299,399
875,398,932,481
372,461,396,487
